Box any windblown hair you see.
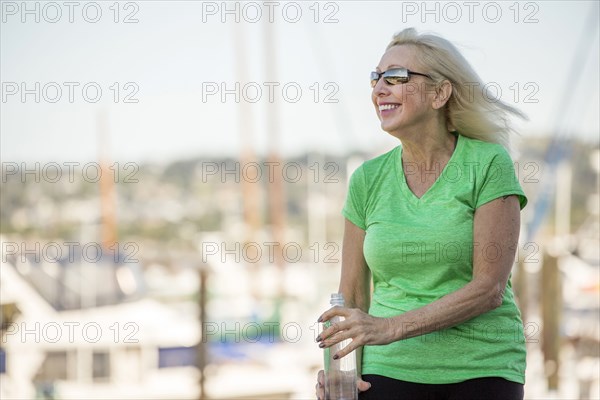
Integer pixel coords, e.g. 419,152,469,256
387,28,526,149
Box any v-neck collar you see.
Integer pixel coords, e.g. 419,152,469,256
395,133,463,203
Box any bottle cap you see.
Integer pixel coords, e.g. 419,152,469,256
330,293,345,306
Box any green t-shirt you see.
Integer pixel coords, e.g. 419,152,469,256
342,133,527,385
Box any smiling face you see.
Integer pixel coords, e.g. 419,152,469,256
372,45,442,139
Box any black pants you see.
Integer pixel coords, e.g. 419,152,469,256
359,375,524,400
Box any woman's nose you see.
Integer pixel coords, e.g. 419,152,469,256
372,77,390,96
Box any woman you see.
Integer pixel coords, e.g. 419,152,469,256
315,28,528,400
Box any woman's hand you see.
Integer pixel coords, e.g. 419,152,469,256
315,369,372,400
316,306,394,360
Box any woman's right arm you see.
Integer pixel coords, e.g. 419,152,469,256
338,218,371,377
316,218,372,399
339,218,371,313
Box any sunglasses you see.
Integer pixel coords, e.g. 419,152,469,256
370,67,432,87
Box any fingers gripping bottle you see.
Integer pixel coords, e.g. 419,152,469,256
323,293,358,400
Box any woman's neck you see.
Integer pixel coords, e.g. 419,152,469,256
400,130,457,169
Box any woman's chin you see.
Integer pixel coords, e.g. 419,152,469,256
380,120,401,134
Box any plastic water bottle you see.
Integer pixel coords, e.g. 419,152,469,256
323,293,357,400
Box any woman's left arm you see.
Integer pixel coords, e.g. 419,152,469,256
317,195,521,358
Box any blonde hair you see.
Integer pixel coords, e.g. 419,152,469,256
387,28,526,149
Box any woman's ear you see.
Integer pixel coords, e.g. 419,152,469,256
432,80,452,110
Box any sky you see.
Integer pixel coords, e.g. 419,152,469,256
1,0,599,163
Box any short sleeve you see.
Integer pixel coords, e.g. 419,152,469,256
342,165,368,230
475,147,528,210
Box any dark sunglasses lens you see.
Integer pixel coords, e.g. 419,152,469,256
370,69,410,87
383,69,409,85
385,76,408,85
370,72,380,87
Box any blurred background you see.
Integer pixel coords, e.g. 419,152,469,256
1,1,599,399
